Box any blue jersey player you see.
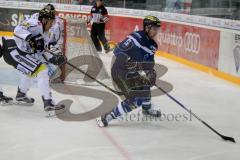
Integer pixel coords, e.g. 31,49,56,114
97,16,161,127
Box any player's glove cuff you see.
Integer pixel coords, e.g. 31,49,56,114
0,44,3,58
146,69,156,86
49,54,67,66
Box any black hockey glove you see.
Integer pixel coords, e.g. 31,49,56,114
49,54,67,66
126,61,143,71
126,61,137,71
0,44,3,58
26,34,44,53
146,69,156,86
133,76,149,87
134,69,156,87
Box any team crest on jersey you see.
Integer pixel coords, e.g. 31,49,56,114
92,8,96,11
21,22,31,28
120,38,134,51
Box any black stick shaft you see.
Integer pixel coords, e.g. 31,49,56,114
64,60,145,112
65,61,123,95
48,51,123,95
155,84,235,143
49,51,235,143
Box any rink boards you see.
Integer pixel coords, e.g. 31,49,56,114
0,2,240,160
0,1,240,85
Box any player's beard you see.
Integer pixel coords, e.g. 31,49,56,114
148,27,159,39
42,18,54,32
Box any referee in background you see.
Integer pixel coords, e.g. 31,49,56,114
89,0,110,53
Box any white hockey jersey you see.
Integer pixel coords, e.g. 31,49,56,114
14,18,44,54
14,17,54,63
49,16,64,47
31,12,39,20
30,13,64,48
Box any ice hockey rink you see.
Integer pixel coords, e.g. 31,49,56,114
0,51,240,160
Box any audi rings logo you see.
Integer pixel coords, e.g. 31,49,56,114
184,32,201,54
158,31,201,55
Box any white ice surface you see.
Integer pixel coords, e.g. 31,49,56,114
0,53,240,160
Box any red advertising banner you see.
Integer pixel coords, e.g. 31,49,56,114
0,7,220,69
57,11,142,44
57,11,220,69
106,16,142,43
157,22,220,69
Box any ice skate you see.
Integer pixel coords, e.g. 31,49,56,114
142,108,161,118
96,113,115,127
0,92,13,105
42,97,65,117
15,88,34,106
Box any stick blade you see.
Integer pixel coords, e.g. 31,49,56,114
222,135,236,143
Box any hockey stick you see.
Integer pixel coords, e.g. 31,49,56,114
47,51,123,96
154,84,236,143
50,50,235,142
64,61,123,95
66,61,236,143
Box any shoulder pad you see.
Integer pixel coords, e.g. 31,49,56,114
131,31,142,39
31,13,39,20
24,18,40,27
91,7,96,11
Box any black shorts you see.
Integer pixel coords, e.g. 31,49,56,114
111,62,151,100
2,37,43,76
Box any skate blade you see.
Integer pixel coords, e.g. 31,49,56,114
45,109,66,118
96,117,106,128
1,100,33,106
142,112,161,118
0,100,14,106
14,101,34,106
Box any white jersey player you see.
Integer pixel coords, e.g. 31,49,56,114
31,4,64,50
1,7,66,112
31,4,64,79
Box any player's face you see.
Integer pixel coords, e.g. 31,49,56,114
96,0,103,7
44,18,55,31
148,26,159,38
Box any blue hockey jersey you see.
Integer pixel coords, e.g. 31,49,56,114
113,30,158,63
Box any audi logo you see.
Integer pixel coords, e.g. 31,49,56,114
184,32,201,54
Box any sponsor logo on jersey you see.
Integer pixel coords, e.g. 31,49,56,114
17,65,30,75
120,38,134,51
15,55,35,68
